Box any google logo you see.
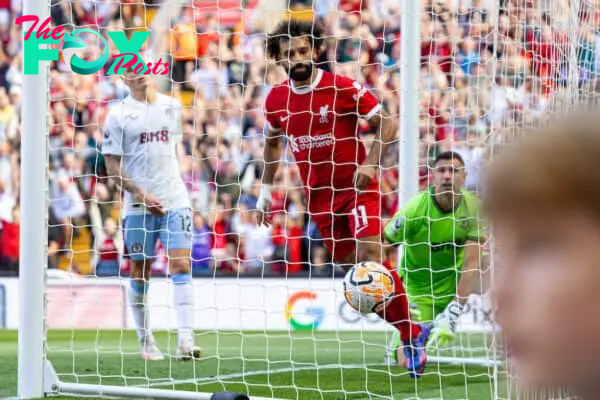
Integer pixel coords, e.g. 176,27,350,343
285,291,325,331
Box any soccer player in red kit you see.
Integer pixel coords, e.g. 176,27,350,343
257,19,429,378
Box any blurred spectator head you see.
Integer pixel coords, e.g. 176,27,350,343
9,85,20,106
181,6,194,24
62,152,76,170
104,217,117,236
250,180,261,198
57,174,71,193
74,131,88,150
498,13,511,36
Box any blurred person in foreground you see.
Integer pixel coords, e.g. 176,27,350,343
102,65,201,361
384,151,485,366
259,19,428,378
484,110,600,399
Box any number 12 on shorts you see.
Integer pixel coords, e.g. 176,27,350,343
179,214,192,233
352,205,368,234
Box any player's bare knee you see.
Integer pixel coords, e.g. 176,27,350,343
168,248,192,275
130,260,149,281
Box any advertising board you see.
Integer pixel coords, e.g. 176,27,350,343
0,278,494,333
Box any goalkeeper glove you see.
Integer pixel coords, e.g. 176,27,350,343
427,300,462,351
256,184,273,225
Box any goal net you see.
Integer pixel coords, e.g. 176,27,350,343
12,0,587,399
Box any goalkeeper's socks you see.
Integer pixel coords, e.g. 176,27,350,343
377,261,422,342
129,279,152,342
172,272,194,345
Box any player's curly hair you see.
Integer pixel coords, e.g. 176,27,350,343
266,19,324,61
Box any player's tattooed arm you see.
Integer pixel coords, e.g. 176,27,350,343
104,154,165,215
262,126,284,185
256,126,284,225
355,110,399,190
104,154,143,197
366,110,398,165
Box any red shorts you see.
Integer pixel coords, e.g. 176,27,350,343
310,190,382,262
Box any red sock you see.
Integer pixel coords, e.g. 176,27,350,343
376,260,421,342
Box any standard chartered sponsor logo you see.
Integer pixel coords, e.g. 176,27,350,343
338,301,381,324
289,133,334,153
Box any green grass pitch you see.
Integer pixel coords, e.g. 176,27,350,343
0,330,507,399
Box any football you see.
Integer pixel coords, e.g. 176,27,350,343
343,262,395,314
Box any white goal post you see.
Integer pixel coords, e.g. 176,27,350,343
18,0,48,397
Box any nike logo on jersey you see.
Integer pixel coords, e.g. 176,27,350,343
281,114,290,122
125,114,139,120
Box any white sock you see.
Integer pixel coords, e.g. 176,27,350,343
129,280,152,343
172,273,193,345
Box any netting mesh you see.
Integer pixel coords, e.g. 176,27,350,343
4,0,591,399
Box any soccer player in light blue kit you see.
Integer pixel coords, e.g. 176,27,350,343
103,67,201,361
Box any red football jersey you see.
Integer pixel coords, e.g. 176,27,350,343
264,69,381,210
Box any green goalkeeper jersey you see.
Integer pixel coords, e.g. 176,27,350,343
384,187,485,304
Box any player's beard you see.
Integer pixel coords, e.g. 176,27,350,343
289,62,313,82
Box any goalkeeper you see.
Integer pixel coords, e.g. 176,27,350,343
384,151,485,365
